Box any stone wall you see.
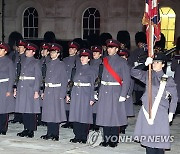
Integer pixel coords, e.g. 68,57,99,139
0,0,180,48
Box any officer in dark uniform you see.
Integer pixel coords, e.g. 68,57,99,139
10,40,27,124
62,41,81,128
132,53,178,154
41,43,68,141
14,43,41,138
128,32,148,106
96,39,130,147
0,42,15,135
68,49,96,144
90,45,103,131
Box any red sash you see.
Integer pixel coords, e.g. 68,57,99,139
103,57,123,86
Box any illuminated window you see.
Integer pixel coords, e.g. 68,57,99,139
160,7,176,49
23,7,38,39
82,8,100,39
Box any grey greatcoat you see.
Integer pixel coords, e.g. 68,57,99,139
0,56,15,113
41,59,68,123
90,58,102,114
15,57,41,113
132,69,178,149
171,57,180,102
125,75,135,117
96,54,130,126
69,64,96,124
63,55,81,111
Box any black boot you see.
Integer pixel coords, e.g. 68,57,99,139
70,138,81,143
99,141,109,147
108,141,118,148
27,131,34,138
0,131,6,135
17,130,29,137
61,123,70,128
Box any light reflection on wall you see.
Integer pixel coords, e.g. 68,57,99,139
160,7,176,49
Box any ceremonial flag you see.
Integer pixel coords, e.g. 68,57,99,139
142,0,161,56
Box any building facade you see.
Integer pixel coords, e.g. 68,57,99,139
0,0,180,48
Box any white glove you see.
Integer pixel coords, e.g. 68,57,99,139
127,95,130,99
119,96,126,102
168,112,174,122
145,57,153,66
94,94,98,101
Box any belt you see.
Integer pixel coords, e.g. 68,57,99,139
45,83,62,88
74,82,91,87
101,80,120,86
0,78,9,83
19,76,35,80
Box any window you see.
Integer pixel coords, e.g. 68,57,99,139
82,8,100,39
23,7,38,39
160,7,176,49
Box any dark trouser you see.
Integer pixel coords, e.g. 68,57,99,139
73,122,89,141
23,113,37,131
37,107,42,123
93,113,96,125
103,126,119,143
13,113,23,122
47,123,59,136
146,147,164,154
0,114,8,132
175,102,180,114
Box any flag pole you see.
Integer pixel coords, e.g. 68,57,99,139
148,25,153,119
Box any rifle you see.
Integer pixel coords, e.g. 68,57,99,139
14,56,21,88
41,58,47,92
67,59,76,99
165,47,176,56
94,59,103,100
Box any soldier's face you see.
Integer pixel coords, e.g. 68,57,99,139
18,46,26,54
80,56,90,65
0,48,7,57
107,47,118,56
25,49,35,57
152,61,165,72
69,47,77,56
93,52,101,59
41,49,49,57
50,50,60,60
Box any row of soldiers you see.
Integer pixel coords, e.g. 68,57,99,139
0,37,135,145
0,30,179,152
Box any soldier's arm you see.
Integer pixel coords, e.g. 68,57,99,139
120,61,131,98
131,67,147,84
8,60,16,93
90,70,96,102
167,77,178,113
34,61,41,92
60,62,68,99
